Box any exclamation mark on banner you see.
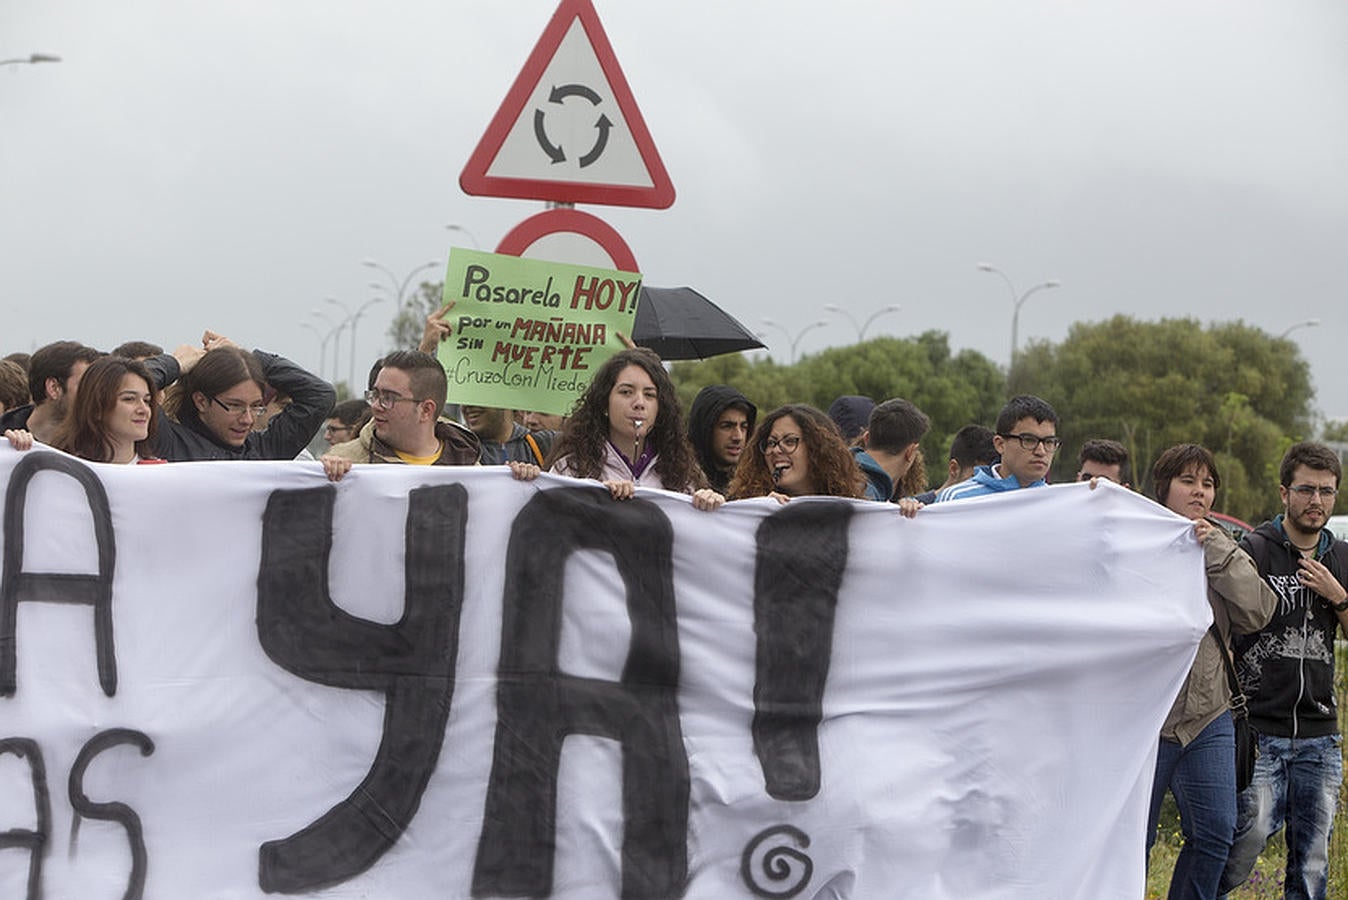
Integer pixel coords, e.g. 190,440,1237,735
750,502,852,800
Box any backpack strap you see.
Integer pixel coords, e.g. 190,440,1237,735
1240,528,1270,572
524,432,545,467
1209,623,1248,716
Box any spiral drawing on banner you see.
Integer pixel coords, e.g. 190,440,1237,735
740,824,813,898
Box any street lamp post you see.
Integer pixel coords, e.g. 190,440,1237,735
1278,318,1320,340
824,303,901,342
0,53,61,68
362,258,440,311
311,309,345,382
363,259,441,351
299,322,329,378
345,297,387,389
444,224,482,249
761,318,830,364
976,263,1061,367
325,297,356,388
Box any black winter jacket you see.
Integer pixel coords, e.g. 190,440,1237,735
143,351,334,462
1235,518,1347,739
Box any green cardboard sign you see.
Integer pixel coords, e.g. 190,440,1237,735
438,249,642,416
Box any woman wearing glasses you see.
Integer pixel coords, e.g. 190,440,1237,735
1145,443,1275,899
154,333,334,461
728,404,864,503
547,348,721,509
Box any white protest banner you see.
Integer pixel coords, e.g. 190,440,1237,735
0,447,1208,899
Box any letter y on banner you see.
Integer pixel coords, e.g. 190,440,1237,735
255,484,468,893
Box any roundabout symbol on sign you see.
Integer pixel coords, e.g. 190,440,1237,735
533,83,612,168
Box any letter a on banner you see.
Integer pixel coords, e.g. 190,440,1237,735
459,0,676,209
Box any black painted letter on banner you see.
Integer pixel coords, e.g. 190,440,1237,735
68,728,155,900
1,452,118,697
752,501,852,800
473,487,689,899
256,484,466,893
0,737,51,900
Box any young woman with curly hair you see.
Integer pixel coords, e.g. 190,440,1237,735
52,356,163,464
548,348,721,509
728,403,865,503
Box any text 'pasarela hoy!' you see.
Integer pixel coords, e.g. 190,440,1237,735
459,264,640,313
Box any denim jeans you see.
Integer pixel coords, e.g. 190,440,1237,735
1219,732,1343,900
1147,711,1237,900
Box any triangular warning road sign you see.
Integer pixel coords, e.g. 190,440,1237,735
459,0,675,209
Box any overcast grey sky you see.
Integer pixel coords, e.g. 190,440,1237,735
4,1,1347,418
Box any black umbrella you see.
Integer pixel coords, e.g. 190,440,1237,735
631,286,766,361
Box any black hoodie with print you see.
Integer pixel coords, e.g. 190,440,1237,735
1234,517,1347,739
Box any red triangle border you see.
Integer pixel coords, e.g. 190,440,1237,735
459,0,675,209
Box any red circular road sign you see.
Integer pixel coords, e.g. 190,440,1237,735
494,208,639,273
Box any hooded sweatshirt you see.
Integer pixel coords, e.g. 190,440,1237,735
1234,517,1347,739
933,464,1045,501
852,447,894,502
687,385,756,494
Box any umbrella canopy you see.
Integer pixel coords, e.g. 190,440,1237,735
631,286,766,361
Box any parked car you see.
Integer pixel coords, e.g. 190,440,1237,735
1210,511,1254,542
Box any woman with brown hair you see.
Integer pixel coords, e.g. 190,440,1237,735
52,356,162,464
1144,443,1275,899
728,403,865,503
547,347,720,508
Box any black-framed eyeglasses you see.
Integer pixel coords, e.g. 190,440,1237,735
364,389,419,410
999,432,1062,451
1288,485,1338,500
760,434,802,454
211,396,268,418
324,423,354,435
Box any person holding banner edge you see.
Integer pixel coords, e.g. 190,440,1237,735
1145,443,1277,900
727,403,864,503
51,355,164,464
546,347,723,510
322,350,480,477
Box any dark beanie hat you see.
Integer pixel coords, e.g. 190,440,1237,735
827,395,874,442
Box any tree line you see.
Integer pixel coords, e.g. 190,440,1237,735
387,286,1327,523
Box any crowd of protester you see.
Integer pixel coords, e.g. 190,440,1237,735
2,314,1344,900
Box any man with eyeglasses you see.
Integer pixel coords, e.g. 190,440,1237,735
934,395,1060,502
1219,442,1348,900
322,399,370,448
322,350,479,478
